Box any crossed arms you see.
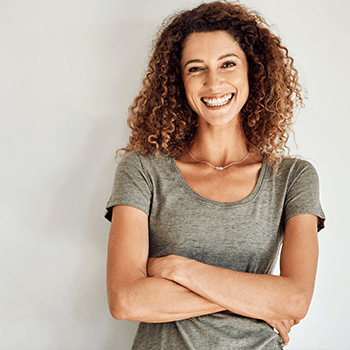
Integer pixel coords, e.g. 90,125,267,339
106,205,319,345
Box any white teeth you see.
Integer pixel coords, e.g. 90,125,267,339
202,93,233,107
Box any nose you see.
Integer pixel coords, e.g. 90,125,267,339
204,70,222,91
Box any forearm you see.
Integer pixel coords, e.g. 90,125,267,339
108,274,225,323
107,205,224,323
170,258,307,321
151,215,319,322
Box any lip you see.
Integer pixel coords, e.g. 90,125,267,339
201,93,234,108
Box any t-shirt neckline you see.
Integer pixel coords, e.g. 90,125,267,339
170,156,267,207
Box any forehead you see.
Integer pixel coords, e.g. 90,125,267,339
181,31,245,61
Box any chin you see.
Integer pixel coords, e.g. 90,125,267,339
198,112,240,128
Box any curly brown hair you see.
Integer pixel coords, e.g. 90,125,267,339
118,0,303,166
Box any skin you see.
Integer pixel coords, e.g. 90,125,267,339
181,31,249,130
180,31,250,169
107,31,319,346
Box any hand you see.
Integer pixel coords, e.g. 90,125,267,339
147,255,187,280
265,318,300,345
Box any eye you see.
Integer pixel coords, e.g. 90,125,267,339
222,61,236,68
188,66,203,73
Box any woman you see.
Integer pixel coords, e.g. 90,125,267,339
105,1,325,349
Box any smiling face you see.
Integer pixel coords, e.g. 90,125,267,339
181,31,249,128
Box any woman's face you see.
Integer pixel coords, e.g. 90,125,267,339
181,31,249,128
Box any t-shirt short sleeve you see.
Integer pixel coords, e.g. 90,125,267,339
284,159,325,231
105,152,152,221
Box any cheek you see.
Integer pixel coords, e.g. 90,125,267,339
183,78,192,94
236,75,249,97
183,79,202,104
183,80,195,104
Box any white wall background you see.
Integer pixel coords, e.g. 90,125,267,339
1,0,349,349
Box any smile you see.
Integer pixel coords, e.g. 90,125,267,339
201,93,233,107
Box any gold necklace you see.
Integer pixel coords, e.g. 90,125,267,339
185,145,249,170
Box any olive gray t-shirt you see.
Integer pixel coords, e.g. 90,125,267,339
105,151,325,350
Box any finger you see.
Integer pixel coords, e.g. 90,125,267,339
281,320,292,333
280,330,290,345
275,323,290,345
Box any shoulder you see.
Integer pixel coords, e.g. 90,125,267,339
117,151,174,177
117,151,155,170
263,156,321,194
268,157,320,181
281,157,317,170
280,157,320,182
276,157,322,205
118,151,146,166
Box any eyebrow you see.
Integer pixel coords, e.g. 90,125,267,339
183,53,240,68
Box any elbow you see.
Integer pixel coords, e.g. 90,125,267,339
108,290,132,321
108,287,148,321
107,275,149,321
109,302,128,321
288,291,310,320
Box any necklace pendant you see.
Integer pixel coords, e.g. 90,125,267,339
185,144,250,171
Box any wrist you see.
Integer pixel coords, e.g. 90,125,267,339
170,255,194,285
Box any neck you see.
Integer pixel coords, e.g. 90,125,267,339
189,122,249,166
